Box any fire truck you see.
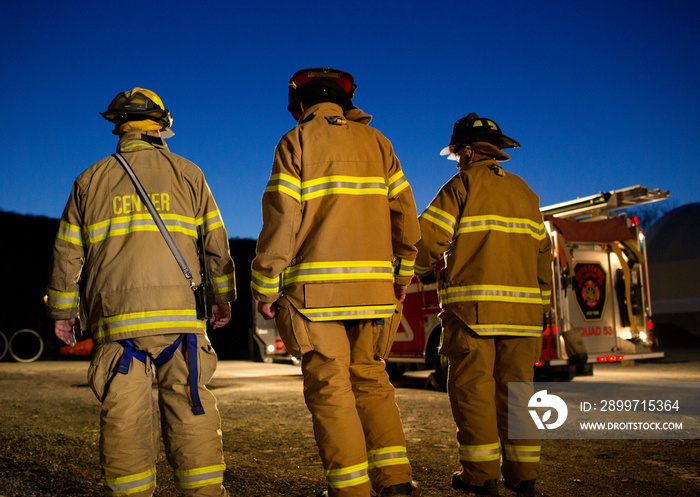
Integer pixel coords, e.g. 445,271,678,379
387,185,669,387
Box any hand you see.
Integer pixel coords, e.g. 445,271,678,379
257,301,278,320
55,318,80,346
394,284,407,303
418,272,437,285
210,302,231,329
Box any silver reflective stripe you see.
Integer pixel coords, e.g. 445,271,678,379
93,310,206,340
504,444,540,462
87,214,197,243
459,443,500,462
283,261,394,284
470,324,543,336
325,461,370,489
174,464,226,489
421,205,456,235
457,215,546,240
367,446,409,468
300,305,396,321
388,172,409,198
439,285,543,305
57,220,83,246
103,469,156,495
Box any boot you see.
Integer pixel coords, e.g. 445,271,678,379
452,472,499,496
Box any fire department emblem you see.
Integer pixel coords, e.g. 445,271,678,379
572,262,607,321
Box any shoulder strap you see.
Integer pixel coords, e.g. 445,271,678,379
113,153,196,289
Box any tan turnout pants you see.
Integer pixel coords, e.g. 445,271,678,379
440,311,542,487
275,297,413,497
88,334,227,497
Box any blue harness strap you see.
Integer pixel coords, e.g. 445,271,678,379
117,334,204,416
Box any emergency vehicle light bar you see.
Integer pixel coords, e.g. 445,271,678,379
541,185,670,221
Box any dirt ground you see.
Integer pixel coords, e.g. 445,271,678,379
1,355,699,497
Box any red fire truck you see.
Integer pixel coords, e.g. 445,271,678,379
387,185,669,388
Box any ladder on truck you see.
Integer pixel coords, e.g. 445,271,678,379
541,185,670,220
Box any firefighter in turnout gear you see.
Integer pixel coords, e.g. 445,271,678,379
251,68,421,497
47,88,236,497
414,113,552,496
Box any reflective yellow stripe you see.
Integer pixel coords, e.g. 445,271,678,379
265,173,302,202
325,461,370,489
388,171,410,198
86,213,197,243
198,210,224,233
283,260,394,284
57,220,83,247
301,175,388,201
470,324,543,336
457,215,546,240
299,305,396,321
121,140,154,151
251,269,281,295
438,284,545,305
211,273,235,294
46,288,79,310
541,289,551,305
396,258,415,277
504,444,540,463
103,468,156,496
92,309,206,339
174,464,225,490
421,205,456,236
459,442,500,462
367,445,409,469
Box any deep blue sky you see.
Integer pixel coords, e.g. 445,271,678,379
2,1,698,239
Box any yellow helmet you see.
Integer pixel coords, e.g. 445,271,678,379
100,88,173,136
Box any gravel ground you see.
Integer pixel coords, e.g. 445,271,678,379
1,357,699,497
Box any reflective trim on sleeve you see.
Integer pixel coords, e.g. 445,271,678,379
251,269,281,295
459,443,501,462
325,461,370,489
46,288,79,310
174,464,225,490
198,210,224,233
57,220,84,247
388,171,410,198
457,215,546,240
86,213,197,243
438,284,545,306
420,205,456,236
265,173,302,202
503,444,541,463
298,304,396,321
541,288,551,306
367,445,410,469
301,175,388,201
283,260,394,284
103,468,156,496
414,263,434,277
92,309,206,340
396,258,415,278
211,273,235,295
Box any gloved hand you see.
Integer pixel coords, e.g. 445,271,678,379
418,272,437,285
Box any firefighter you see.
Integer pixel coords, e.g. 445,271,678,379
414,114,552,496
251,68,421,497
47,88,236,497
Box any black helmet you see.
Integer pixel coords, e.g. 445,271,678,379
100,87,173,135
440,113,520,157
287,68,357,120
